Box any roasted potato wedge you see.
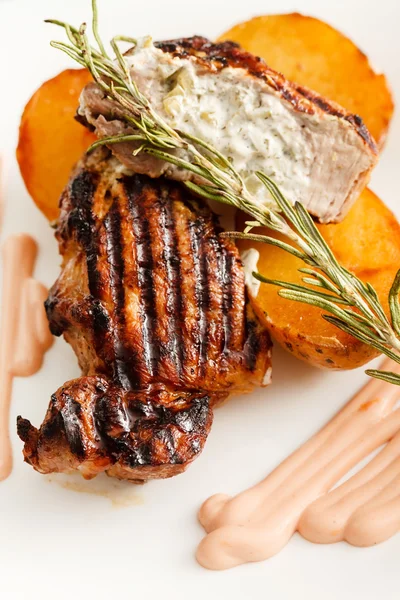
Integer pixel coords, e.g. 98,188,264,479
218,13,394,148
236,189,400,369
17,69,96,222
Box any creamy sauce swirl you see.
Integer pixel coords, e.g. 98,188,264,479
0,234,53,481
197,358,400,570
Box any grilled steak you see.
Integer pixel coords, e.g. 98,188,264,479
78,36,378,223
17,148,272,482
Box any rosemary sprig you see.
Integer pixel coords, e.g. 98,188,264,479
46,0,400,385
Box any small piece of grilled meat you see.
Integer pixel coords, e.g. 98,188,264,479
17,148,272,482
78,36,378,223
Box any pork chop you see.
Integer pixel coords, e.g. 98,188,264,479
17,148,272,482
78,36,378,223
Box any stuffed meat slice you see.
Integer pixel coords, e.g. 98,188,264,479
78,36,378,223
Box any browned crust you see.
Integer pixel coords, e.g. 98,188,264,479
17,148,272,482
46,148,272,394
17,377,214,482
154,36,377,154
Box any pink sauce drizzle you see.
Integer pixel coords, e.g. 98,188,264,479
0,158,3,231
0,234,53,481
197,358,400,570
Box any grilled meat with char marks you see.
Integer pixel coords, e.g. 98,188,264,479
78,36,378,223
18,378,213,482
17,148,272,482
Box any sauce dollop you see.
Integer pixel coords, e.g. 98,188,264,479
197,358,400,570
0,234,53,481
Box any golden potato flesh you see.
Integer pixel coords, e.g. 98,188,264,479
236,189,400,369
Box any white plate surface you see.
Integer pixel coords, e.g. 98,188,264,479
0,0,399,598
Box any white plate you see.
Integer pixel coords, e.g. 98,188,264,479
0,0,399,598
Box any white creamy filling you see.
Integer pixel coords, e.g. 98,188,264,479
205,199,236,231
240,248,260,298
112,161,134,176
240,248,272,388
123,38,372,220
262,366,273,386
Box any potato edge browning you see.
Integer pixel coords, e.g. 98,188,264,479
218,13,394,149
236,188,400,370
16,68,96,222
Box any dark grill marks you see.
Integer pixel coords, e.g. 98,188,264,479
188,214,210,375
217,241,235,353
68,170,100,297
154,428,178,464
160,187,185,381
68,169,110,345
125,177,160,378
199,227,224,380
132,183,182,384
244,320,261,372
60,395,85,459
103,198,134,390
223,248,246,354
216,243,227,354
243,298,264,373
92,385,212,469
168,200,199,384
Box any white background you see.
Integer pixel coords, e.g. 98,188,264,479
0,0,399,598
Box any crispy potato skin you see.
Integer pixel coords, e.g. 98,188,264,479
218,13,394,148
236,189,400,370
16,69,96,221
